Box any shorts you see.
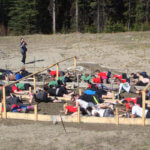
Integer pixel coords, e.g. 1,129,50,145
129,86,137,94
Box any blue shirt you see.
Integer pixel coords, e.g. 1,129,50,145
15,74,24,80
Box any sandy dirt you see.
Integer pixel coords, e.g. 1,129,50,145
0,119,150,150
0,32,150,73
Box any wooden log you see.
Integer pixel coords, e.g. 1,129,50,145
56,63,59,80
3,86,6,119
34,105,38,121
142,90,146,126
33,75,36,93
0,103,2,119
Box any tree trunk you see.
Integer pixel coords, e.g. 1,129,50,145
52,0,56,34
146,1,149,24
75,0,79,32
97,0,100,33
128,0,131,31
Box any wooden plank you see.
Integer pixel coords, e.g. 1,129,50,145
3,86,6,119
77,106,80,123
2,112,150,125
56,63,59,80
34,105,38,121
115,108,119,125
74,56,77,69
142,90,146,126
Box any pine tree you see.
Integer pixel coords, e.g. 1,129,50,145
8,0,38,35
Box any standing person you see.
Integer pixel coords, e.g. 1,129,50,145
19,38,27,64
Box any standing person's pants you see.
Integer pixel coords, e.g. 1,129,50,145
21,52,26,64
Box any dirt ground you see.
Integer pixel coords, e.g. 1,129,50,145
1,32,150,150
0,119,150,150
0,32,150,73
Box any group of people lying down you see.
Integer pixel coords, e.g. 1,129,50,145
0,67,150,119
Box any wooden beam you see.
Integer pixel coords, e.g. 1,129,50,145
3,86,6,119
33,75,36,93
74,56,77,69
115,108,119,125
3,112,150,125
56,63,59,80
77,106,80,123
34,105,38,121
142,90,146,126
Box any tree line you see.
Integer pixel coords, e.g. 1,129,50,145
0,0,150,35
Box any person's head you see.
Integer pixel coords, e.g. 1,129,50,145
94,111,99,117
130,73,135,78
20,66,25,71
20,37,24,42
85,74,89,78
44,85,49,92
122,100,127,107
95,70,100,76
47,69,51,73
129,101,135,108
71,94,79,102
136,72,140,77
115,78,121,85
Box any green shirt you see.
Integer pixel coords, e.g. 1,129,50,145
0,72,2,75
81,75,92,82
48,80,58,87
16,83,25,90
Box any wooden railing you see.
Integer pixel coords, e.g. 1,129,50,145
2,56,77,118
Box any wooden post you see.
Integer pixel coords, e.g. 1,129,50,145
29,87,32,93
77,106,80,123
74,56,77,69
0,103,2,119
56,63,59,80
115,107,119,125
3,86,6,119
33,75,36,93
142,90,146,126
34,105,38,121
79,88,82,96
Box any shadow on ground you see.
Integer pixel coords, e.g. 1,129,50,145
26,59,44,64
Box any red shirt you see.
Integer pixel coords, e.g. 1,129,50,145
92,77,101,83
65,105,77,113
125,97,138,109
113,74,122,80
12,85,22,93
50,71,60,77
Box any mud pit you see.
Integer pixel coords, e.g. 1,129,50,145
0,119,150,150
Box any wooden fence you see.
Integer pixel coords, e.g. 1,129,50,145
1,56,150,126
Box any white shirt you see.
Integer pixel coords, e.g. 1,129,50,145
77,99,95,110
92,109,105,117
132,105,148,117
118,82,130,94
